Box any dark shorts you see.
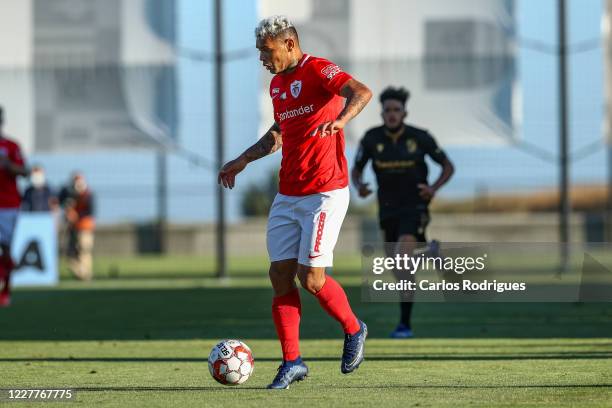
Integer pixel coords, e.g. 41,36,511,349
380,209,430,243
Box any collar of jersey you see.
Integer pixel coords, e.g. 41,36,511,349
298,54,310,68
290,54,310,74
384,125,406,143
278,54,309,77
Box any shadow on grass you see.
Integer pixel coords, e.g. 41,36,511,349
1,285,612,341
62,272,262,281
69,384,612,392
2,352,612,362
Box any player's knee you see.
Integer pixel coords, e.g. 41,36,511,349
269,260,298,295
297,270,325,294
398,234,417,243
268,268,285,286
396,234,417,254
269,260,295,279
268,265,281,282
0,245,11,263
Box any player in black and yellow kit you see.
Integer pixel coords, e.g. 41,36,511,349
352,87,454,338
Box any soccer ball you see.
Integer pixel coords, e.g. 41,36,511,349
208,340,254,385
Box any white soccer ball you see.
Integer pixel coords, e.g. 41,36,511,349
208,340,254,386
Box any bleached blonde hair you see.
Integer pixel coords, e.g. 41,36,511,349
255,15,295,39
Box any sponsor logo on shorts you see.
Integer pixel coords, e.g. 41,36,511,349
313,212,327,253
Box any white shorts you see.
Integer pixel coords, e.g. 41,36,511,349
0,208,19,245
266,187,349,267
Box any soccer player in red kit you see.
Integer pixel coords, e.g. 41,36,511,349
218,16,372,389
0,106,29,307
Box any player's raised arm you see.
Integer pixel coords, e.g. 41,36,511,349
217,123,282,189
337,79,372,126
312,79,372,137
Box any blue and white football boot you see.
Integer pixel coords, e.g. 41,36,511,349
341,320,368,374
267,357,308,389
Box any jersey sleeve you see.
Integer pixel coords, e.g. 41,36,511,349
311,58,353,95
421,132,447,164
269,77,280,98
354,134,372,172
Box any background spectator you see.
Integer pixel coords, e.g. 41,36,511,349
21,165,58,213
60,172,96,281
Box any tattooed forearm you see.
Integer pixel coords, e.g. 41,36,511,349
337,79,372,124
241,123,282,163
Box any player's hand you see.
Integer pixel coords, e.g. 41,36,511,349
357,183,372,198
418,184,436,202
311,119,346,138
218,156,248,189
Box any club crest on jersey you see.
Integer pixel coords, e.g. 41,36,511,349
406,139,417,153
376,143,384,153
290,80,302,98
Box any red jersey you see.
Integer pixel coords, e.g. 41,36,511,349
0,136,25,209
270,54,352,196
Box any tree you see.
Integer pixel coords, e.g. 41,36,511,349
241,170,279,217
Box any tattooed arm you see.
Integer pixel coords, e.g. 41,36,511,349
311,79,372,137
241,123,282,163
218,123,282,189
337,79,372,125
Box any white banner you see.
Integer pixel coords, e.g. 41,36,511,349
11,213,59,287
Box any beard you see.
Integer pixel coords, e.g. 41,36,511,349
384,123,404,133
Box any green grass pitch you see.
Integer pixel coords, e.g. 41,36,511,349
0,255,611,407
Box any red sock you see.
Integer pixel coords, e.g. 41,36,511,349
272,288,301,361
0,258,10,295
0,263,5,291
315,275,360,335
